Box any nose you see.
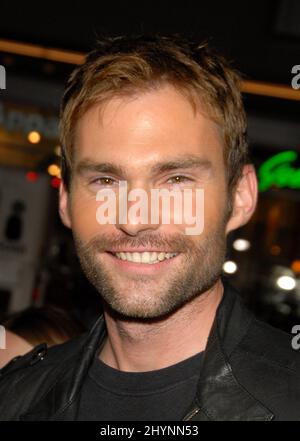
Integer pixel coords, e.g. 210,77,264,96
116,184,160,236
117,220,159,236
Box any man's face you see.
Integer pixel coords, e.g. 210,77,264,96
60,85,230,319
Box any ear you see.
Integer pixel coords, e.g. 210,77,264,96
59,181,72,229
226,164,258,234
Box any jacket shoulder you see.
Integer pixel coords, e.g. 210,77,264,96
222,283,300,371
0,332,87,378
238,315,300,371
0,332,87,420
229,314,300,420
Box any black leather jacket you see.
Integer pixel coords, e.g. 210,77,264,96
0,283,299,421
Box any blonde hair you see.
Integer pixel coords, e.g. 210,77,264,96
60,34,248,195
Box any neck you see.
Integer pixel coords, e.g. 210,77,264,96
98,279,224,372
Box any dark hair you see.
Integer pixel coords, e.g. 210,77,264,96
3,305,86,347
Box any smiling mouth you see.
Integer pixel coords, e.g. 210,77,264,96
108,251,179,264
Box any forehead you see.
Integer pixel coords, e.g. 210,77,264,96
73,85,224,166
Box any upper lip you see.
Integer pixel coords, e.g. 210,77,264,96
107,249,177,253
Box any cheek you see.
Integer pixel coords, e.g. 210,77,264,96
69,190,103,241
159,185,226,237
202,184,227,231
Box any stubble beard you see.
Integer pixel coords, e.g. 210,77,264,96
73,218,227,321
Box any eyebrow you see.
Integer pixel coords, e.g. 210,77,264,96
75,160,127,177
151,156,212,175
75,155,212,177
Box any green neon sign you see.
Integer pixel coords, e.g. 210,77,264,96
258,150,300,191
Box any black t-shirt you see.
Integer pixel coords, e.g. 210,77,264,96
77,350,203,421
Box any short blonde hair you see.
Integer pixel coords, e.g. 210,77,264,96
59,34,248,193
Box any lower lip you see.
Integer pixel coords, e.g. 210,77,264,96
104,252,181,274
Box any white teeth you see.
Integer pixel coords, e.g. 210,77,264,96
114,251,178,264
158,252,165,261
141,252,150,263
150,252,158,262
126,252,133,262
132,252,141,263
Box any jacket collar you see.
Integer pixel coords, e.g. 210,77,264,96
21,282,274,421
190,284,274,420
20,316,107,421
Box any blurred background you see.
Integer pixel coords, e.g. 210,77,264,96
0,0,299,333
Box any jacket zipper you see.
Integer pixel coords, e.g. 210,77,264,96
182,406,200,421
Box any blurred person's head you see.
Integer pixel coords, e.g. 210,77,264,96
0,305,86,369
58,34,257,320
